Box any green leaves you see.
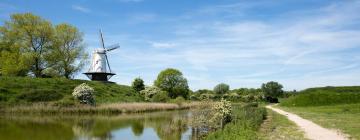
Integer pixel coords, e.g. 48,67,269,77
0,13,87,78
261,81,284,98
154,68,189,98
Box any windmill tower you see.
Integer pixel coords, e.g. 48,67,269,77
83,30,120,81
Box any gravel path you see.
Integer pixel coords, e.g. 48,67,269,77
266,105,348,140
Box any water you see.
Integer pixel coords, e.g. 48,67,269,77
0,110,200,140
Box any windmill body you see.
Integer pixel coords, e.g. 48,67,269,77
90,49,107,72
83,30,120,82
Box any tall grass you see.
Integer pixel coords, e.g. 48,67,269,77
0,102,205,115
281,86,360,107
205,104,267,140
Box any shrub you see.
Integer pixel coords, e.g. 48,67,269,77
131,77,145,92
140,86,163,101
151,91,170,102
210,99,232,128
213,83,230,95
154,68,189,98
72,83,95,105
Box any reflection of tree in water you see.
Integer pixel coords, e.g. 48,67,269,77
131,121,144,136
143,112,189,140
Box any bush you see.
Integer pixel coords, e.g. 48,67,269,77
151,91,170,102
140,86,163,101
205,104,267,140
210,99,232,128
72,83,95,106
213,83,230,95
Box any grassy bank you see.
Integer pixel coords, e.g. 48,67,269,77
0,76,143,105
0,102,205,114
259,109,308,140
278,103,360,139
281,86,360,107
204,103,267,140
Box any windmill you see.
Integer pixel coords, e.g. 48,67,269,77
83,30,120,81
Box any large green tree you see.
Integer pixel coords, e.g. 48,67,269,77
154,68,189,98
0,13,87,78
261,81,284,98
0,13,53,77
46,23,87,78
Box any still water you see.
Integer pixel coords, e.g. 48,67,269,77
0,110,200,140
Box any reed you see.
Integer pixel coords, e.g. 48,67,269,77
0,102,207,115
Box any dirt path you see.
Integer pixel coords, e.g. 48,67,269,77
266,105,348,140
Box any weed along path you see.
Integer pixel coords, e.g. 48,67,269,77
266,105,348,140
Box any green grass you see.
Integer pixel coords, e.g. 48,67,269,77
205,104,267,140
278,103,360,139
259,109,308,140
0,76,143,105
281,86,360,107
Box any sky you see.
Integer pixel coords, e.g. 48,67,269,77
1,0,360,90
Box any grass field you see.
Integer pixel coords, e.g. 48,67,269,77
278,103,360,139
259,109,308,140
0,76,143,105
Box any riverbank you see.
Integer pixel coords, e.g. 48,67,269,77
0,102,208,115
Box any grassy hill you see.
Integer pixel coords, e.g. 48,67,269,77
280,86,360,107
0,77,143,105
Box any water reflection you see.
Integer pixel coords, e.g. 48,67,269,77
0,110,200,140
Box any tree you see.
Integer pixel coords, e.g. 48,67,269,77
132,77,145,92
213,83,230,95
261,81,283,99
46,23,87,78
0,13,87,78
1,13,53,77
154,68,189,98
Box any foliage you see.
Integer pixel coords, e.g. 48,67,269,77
72,83,95,105
0,13,86,78
0,76,143,104
213,83,230,95
150,90,170,102
140,86,163,101
205,104,267,140
210,99,232,128
154,68,189,98
169,96,186,105
281,86,360,107
46,23,87,79
131,77,145,92
261,81,284,99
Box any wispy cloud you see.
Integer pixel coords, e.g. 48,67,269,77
79,1,360,90
72,5,91,13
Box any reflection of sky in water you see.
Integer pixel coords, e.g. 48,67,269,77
112,127,160,140
112,126,192,140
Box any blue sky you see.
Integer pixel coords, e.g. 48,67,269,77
1,0,360,90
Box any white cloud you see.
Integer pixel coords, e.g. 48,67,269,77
150,42,176,49
72,5,91,13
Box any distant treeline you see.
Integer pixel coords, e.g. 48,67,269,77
0,13,87,78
